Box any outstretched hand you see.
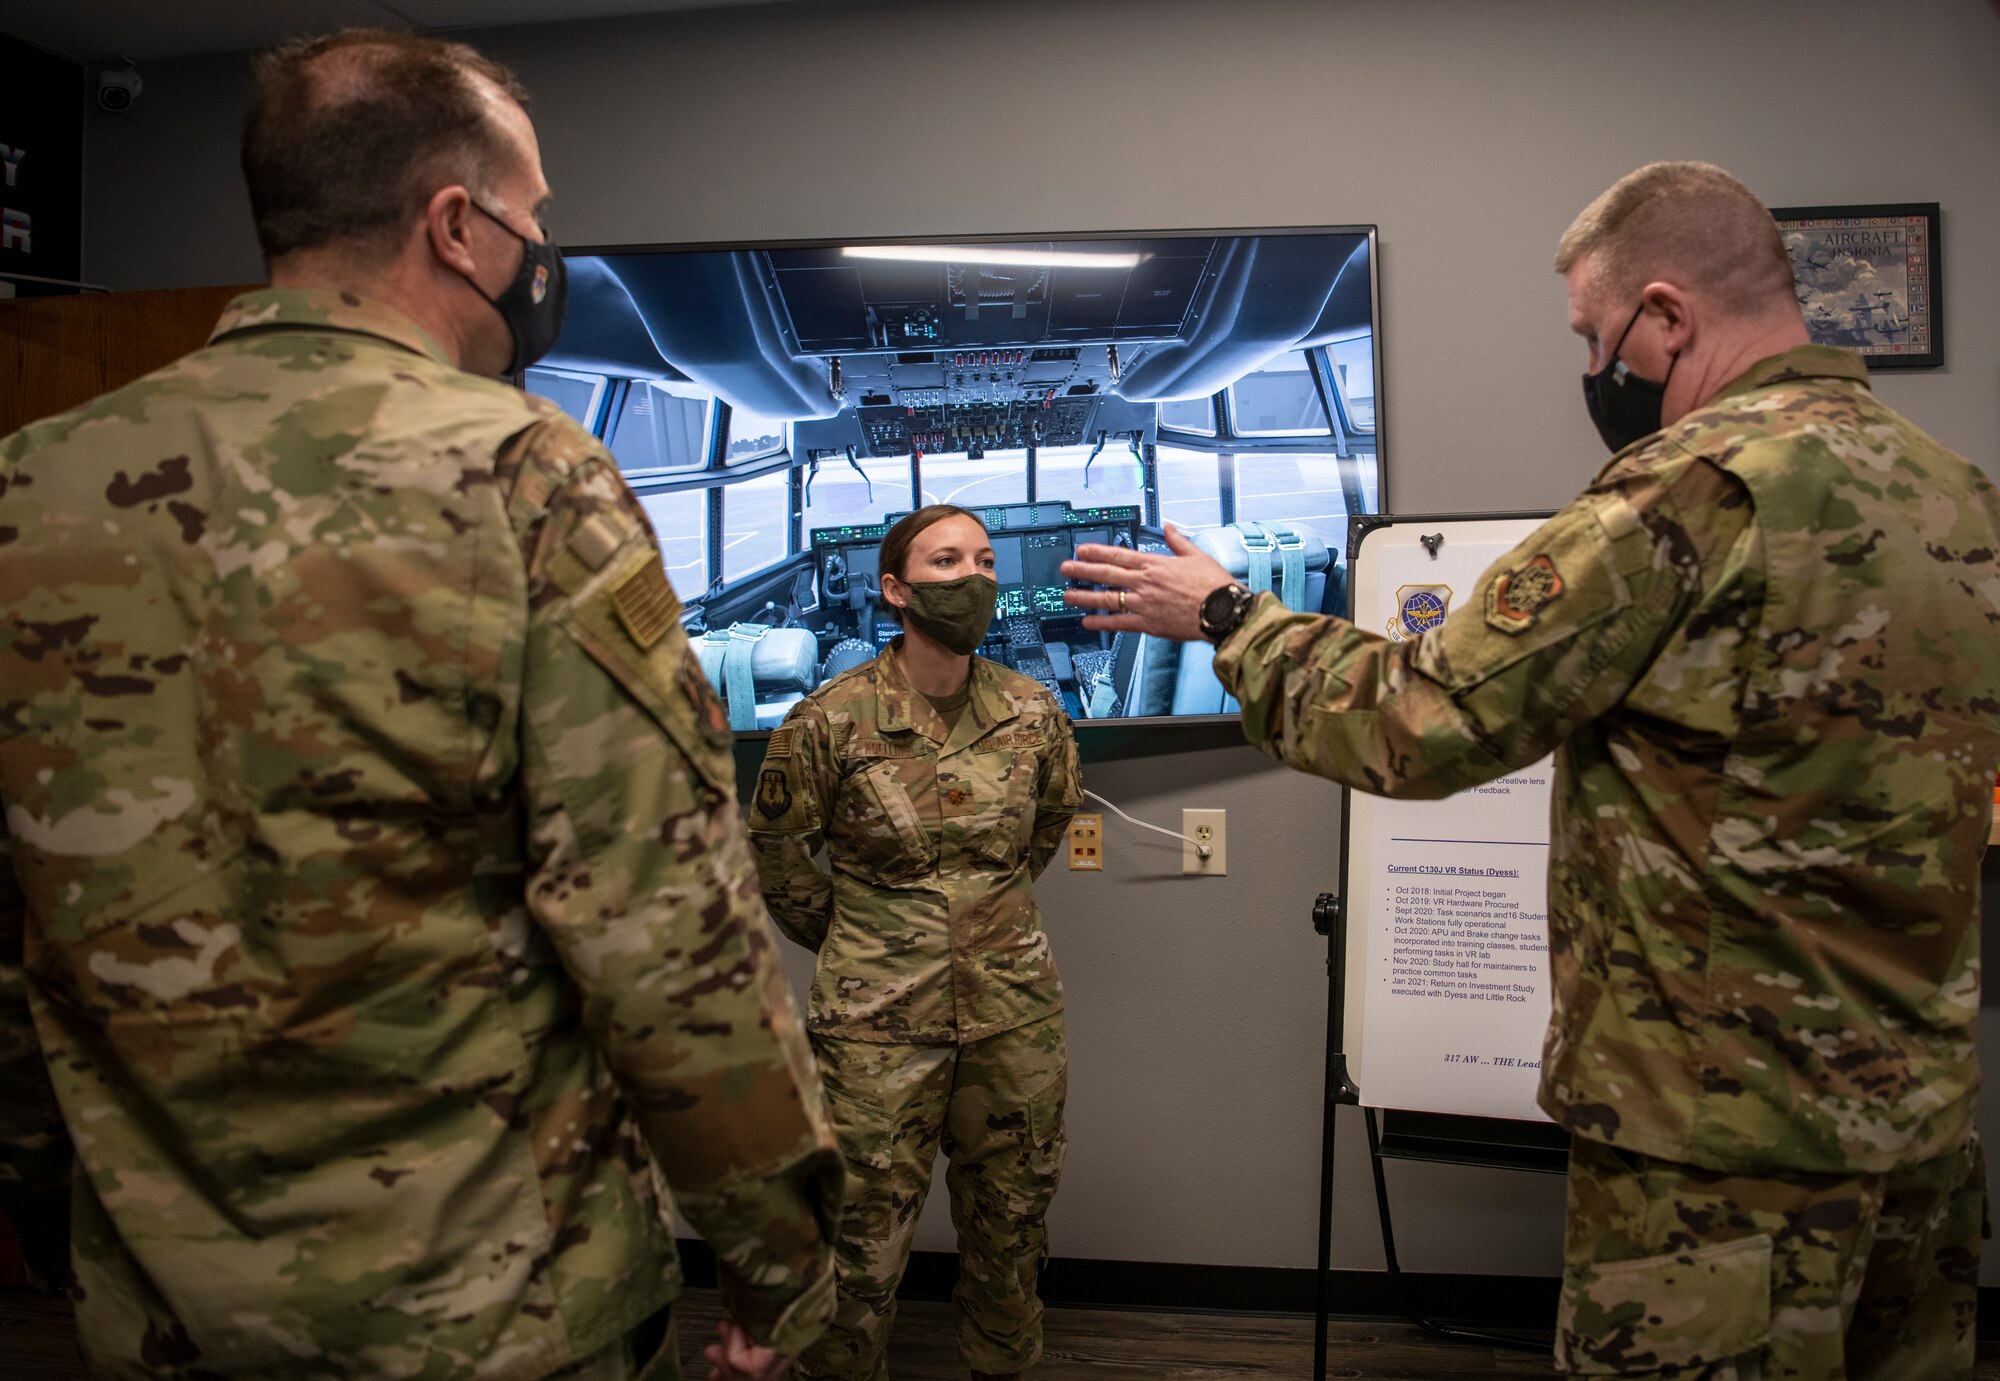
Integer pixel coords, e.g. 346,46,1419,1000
1060,523,1235,642
704,1319,791,1381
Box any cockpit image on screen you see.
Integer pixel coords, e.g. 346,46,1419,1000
527,229,1382,730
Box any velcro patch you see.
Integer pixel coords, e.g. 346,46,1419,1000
567,514,629,571
766,725,797,759
1485,554,1566,635
612,559,681,650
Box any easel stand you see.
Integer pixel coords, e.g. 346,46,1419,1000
1308,510,1578,1378
1310,891,1556,1381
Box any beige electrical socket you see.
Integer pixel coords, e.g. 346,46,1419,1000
1067,814,1104,870
1182,808,1226,876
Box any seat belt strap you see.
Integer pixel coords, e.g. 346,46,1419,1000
721,623,770,732
1238,520,1274,598
696,630,731,697
1267,520,1308,611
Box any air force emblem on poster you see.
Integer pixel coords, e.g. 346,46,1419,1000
1485,554,1565,634
1387,584,1452,641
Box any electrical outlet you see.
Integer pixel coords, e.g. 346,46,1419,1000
1067,814,1104,871
1182,808,1226,876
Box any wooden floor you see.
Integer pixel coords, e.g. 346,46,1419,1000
8,1287,2000,1379
675,1290,1560,1378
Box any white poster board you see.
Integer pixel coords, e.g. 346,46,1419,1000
1340,515,1555,1123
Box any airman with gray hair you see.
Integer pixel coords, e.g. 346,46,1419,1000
1064,160,1997,1379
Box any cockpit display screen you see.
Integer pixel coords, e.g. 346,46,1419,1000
532,224,1381,729
988,535,1024,587
1021,533,1071,594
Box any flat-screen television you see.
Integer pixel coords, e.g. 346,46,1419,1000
527,227,1382,731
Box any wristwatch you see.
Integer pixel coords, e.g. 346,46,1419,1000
1198,582,1257,645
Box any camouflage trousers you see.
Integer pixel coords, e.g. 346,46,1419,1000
796,1014,1068,1381
1556,1134,1985,1379
545,1305,678,1381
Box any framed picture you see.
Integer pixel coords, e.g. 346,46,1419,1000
1770,202,1941,368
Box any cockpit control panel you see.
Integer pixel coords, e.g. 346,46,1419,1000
796,344,1153,462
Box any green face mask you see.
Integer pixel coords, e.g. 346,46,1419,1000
899,574,998,656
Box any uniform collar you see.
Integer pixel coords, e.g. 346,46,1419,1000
208,288,455,366
1707,343,1869,406
874,639,1018,749
1596,344,1871,478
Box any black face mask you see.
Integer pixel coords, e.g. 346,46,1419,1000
1581,302,1677,453
468,201,568,375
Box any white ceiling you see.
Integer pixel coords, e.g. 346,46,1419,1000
0,0,808,63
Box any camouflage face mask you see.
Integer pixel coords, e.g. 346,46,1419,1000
900,574,998,656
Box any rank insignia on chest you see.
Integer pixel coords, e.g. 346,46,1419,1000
1387,583,1452,642
941,783,978,816
756,768,794,820
1485,554,1565,634
613,558,680,650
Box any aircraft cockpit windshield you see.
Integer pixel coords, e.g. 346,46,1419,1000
528,228,1382,730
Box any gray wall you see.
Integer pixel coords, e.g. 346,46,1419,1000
70,0,2000,1283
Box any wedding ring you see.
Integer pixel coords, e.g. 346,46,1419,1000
1118,590,1128,613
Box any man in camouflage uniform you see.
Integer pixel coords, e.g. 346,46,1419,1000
1063,162,1997,1379
750,626,1081,1381
0,31,837,1381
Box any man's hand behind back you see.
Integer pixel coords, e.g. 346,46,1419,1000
705,1318,792,1381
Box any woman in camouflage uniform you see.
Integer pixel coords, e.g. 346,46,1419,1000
748,505,1082,1381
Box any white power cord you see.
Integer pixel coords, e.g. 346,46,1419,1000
1082,789,1211,859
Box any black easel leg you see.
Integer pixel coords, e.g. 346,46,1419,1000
1363,1108,1550,1353
1313,944,1338,1380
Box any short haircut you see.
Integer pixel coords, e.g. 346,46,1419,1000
242,29,529,265
877,504,989,624
1556,161,1795,315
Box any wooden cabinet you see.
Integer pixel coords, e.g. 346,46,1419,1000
0,284,252,1287
0,284,253,435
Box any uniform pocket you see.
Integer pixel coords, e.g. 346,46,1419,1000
1026,1066,1067,1148
831,733,937,882
823,1085,896,1172
970,747,1039,868
1555,1234,1771,1374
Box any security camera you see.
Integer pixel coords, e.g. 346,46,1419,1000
96,65,143,114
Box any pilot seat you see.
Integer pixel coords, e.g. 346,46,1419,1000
1076,520,1336,719
693,623,821,731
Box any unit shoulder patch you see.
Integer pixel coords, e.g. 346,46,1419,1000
755,768,795,821
1485,554,1566,635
